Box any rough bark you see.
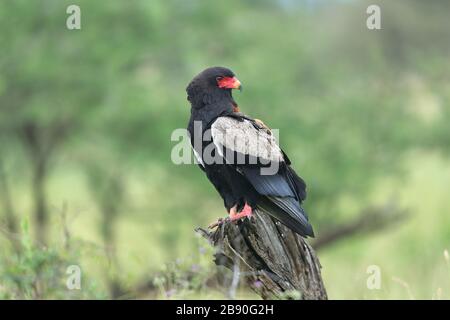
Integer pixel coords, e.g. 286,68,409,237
196,209,327,300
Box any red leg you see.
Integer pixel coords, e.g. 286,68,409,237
208,203,253,229
230,203,253,221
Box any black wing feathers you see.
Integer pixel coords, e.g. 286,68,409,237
239,166,295,198
210,115,313,237
286,166,307,202
258,196,314,237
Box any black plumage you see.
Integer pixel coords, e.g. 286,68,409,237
186,67,314,237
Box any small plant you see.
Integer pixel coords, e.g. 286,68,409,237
0,218,107,299
151,235,220,299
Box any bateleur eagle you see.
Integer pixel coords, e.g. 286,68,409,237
186,67,314,237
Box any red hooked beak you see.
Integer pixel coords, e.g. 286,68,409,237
217,76,242,91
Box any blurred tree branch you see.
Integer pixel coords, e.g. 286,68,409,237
18,120,72,245
85,162,127,299
0,159,18,232
312,203,409,251
0,158,21,253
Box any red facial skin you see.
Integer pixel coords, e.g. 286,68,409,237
217,76,241,112
217,76,241,89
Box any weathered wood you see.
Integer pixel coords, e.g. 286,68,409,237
196,209,327,300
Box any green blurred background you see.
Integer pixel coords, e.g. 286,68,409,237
1,0,450,299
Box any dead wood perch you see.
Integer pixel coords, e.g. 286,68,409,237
196,210,327,300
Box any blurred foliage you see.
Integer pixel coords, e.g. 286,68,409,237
0,218,106,299
0,0,449,299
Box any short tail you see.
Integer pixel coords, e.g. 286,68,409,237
258,196,314,238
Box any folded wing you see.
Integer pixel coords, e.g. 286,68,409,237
211,116,313,237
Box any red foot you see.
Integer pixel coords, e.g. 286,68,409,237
208,203,254,229
230,203,253,221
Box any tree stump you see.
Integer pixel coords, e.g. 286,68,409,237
196,209,327,300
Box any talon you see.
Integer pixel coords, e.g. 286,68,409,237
241,203,253,217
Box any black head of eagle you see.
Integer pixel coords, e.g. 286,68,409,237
186,66,314,237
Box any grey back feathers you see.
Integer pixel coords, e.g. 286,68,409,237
211,117,284,164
